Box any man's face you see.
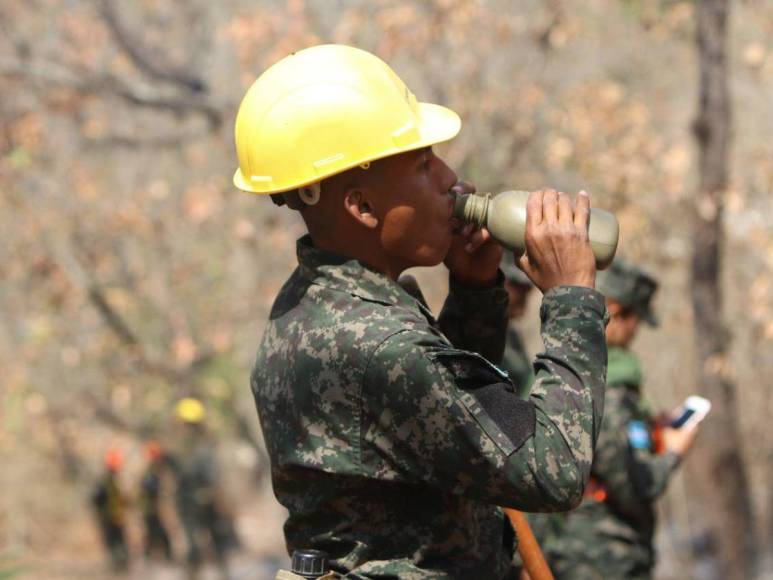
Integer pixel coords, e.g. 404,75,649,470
505,281,532,320
370,147,458,271
605,300,641,348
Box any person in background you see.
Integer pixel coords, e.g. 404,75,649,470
91,448,130,573
548,259,700,580
170,398,233,580
139,439,173,561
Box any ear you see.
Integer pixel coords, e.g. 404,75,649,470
344,189,379,229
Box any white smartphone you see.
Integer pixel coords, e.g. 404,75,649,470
670,395,711,429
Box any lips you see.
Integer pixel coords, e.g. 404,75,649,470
446,192,456,218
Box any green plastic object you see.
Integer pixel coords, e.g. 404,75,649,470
453,190,619,270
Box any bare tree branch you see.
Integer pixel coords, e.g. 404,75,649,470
83,392,133,432
98,0,207,93
47,409,86,481
32,220,216,386
82,131,205,149
0,57,224,127
103,73,223,127
86,285,140,346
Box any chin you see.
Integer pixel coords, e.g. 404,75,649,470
395,232,452,269
409,244,447,268
413,252,445,268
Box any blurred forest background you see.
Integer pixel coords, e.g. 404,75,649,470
1,0,772,578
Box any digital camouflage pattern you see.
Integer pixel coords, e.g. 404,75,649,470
502,327,563,568
501,326,534,400
171,434,232,567
499,255,534,399
251,235,608,579
548,346,680,580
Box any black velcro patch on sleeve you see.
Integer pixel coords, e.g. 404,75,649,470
472,383,536,450
430,349,536,452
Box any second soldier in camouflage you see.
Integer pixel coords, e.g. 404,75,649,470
548,259,699,580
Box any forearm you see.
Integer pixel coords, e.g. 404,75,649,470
527,286,608,488
490,287,608,510
496,410,588,511
437,270,508,363
630,449,680,500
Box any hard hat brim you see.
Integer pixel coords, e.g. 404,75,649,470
233,101,462,195
412,101,462,155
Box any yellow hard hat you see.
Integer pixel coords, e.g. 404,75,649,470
175,397,206,424
233,44,461,195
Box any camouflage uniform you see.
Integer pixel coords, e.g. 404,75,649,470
548,260,677,580
252,235,608,578
91,470,130,571
139,459,173,560
171,434,233,572
499,259,534,400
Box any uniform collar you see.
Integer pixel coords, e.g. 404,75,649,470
296,235,426,314
606,345,643,390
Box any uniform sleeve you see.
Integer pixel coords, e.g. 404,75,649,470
591,391,679,510
436,271,509,364
629,447,680,500
361,285,607,512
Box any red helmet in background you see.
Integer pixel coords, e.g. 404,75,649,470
144,440,164,462
104,448,124,472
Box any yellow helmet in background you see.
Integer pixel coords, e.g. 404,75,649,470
175,397,206,424
233,44,461,195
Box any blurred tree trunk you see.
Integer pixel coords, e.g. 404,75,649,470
690,0,757,577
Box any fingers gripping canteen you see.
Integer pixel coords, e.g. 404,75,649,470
453,189,619,270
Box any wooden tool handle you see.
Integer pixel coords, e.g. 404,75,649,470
504,508,555,580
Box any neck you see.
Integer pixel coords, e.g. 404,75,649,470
309,229,406,281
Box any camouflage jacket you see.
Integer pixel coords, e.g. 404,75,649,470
91,472,127,526
501,325,534,400
170,437,219,512
251,236,608,579
548,347,680,578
